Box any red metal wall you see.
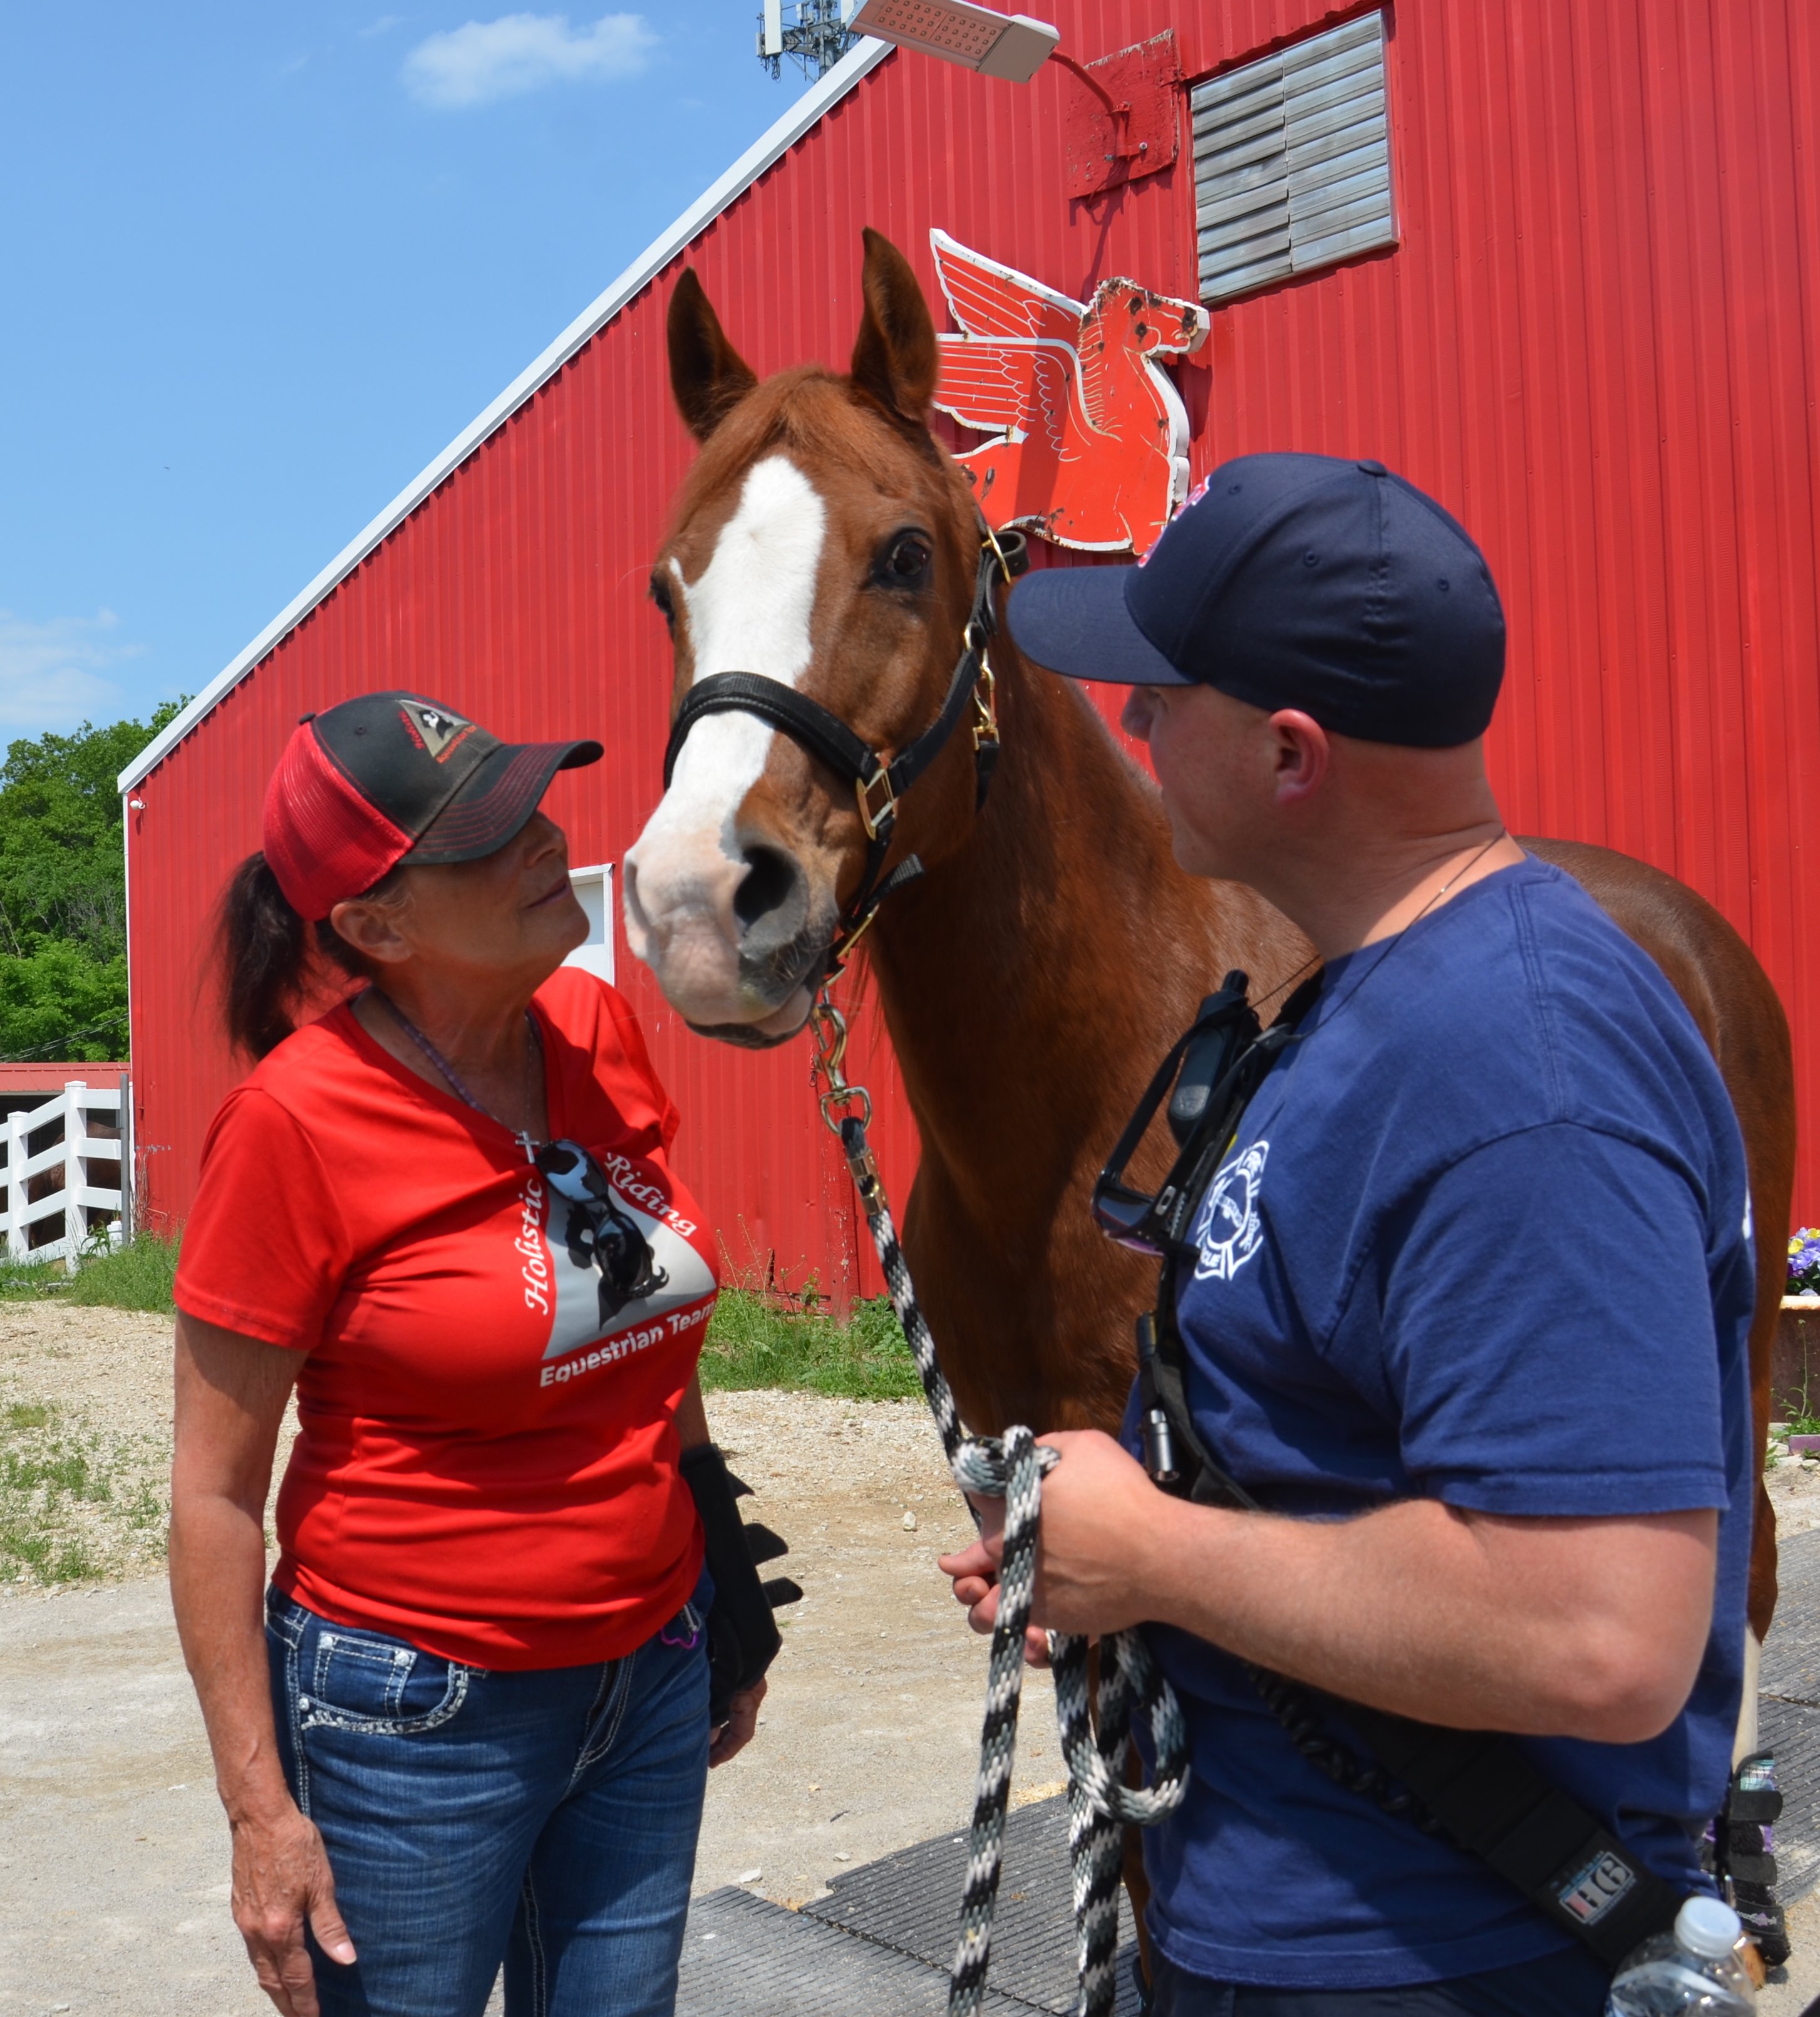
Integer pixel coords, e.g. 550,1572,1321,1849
126,0,1820,1282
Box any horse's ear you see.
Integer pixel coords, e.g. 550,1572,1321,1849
851,228,938,432
668,268,758,441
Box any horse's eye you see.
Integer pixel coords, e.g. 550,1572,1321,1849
879,533,932,588
649,574,676,631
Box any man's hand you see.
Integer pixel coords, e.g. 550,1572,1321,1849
939,1431,1170,1659
230,1805,355,2017
710,1677,767,1766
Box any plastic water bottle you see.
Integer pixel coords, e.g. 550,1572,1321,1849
1605,1895,1755,2014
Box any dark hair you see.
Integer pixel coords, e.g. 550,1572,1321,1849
217,853,405,1059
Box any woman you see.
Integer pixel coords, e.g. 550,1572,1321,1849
170,692,778,2017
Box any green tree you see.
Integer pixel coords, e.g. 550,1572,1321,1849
0,703,184,1061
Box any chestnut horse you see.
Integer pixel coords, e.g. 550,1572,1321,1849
626,233,1794,1777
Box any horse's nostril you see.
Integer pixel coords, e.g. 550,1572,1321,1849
733,845,803,931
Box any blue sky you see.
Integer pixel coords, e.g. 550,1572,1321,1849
0,5,834,738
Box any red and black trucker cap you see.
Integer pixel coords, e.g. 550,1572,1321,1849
261,692,603,920
1005,452,1506,749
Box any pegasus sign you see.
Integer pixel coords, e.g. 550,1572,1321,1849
929,228,1207,557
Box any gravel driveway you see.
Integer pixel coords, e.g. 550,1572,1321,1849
0,1309,1060,2013
2,1306,1818,2013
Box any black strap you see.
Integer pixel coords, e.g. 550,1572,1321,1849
659,527,1026,980
1130,987,1685,1971
664,674,883,798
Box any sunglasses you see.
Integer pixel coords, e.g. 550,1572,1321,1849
1090,972,1309,1259
535,1138,670,1319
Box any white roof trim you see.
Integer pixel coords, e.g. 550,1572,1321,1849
120,38,894,794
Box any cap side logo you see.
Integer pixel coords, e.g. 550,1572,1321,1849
397,700,476,763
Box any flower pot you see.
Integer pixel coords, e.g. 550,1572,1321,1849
1772,1297,1820,1421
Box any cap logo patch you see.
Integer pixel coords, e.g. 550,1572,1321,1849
397,700,476,763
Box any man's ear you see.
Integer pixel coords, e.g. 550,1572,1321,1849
668,268,759,442
1269,709,1330,804
850,227,938,433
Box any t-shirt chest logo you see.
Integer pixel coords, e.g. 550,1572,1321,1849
1193,1139,1269,1282
515,1155,716,1384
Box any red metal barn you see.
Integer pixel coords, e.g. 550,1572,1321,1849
120,0,1820,1294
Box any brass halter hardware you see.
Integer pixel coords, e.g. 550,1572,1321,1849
810,993,872,1138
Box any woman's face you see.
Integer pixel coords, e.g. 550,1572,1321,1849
334,811,590,993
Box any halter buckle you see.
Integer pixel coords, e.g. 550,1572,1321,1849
856,767,897,841
971,651,1000,758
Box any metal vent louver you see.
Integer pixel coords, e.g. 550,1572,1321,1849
1191,11,1395,306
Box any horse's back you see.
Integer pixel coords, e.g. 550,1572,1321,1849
1525,835,1794,1634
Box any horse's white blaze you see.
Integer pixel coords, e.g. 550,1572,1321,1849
623,456,827,1015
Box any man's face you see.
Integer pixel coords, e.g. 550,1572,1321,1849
1120,680,1273,881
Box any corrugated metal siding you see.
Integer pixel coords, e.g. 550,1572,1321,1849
127,0,1820,1283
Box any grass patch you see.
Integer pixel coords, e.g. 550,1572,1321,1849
698,1288,921,1401
0,1396,167,1585
65,1231,178,1313
0,1256,77,1302
0,1232,178,1310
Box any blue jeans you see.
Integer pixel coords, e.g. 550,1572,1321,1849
1150,1943,1610,2016
266,1580,711,2017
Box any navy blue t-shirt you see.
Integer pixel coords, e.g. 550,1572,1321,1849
1125,856,1755,1989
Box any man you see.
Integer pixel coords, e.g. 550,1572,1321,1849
941,454,1755,2015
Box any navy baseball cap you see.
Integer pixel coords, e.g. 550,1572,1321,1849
1006,452,1506,749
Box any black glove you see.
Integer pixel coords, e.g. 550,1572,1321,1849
680,1442,802,1726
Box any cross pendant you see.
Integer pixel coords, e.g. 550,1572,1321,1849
517,1130,538,1164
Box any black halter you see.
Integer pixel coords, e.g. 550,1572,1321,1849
661,524,1029,979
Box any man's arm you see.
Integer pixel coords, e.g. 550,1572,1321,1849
941,1429,1716,1744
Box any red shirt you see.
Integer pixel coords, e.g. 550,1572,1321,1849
174,970,716,1669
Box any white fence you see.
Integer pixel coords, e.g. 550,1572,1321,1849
1,1082,128,1268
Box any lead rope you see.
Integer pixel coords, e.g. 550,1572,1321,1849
810,995,1189,2017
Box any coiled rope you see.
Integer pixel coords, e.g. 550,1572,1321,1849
811,998,1189,2017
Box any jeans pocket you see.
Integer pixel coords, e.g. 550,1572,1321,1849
297,1620,471,1737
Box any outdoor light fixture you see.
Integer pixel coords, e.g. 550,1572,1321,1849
849,0,1060,83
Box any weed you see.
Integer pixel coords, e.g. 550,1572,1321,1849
699,1288,920,1401
0,1257,75,1301
0,1395,167,1586
65,1233,178,1314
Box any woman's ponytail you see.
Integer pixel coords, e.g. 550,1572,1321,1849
218,853,314,1059
217,853,405,1059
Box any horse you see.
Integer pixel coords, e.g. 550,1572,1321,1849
624,226,1796,1924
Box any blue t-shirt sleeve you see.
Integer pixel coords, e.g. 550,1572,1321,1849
1373,1121,1729,1517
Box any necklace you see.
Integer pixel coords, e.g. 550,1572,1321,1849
1245,829,1510,1027
1313,827,1511,1027
368,989,544,1163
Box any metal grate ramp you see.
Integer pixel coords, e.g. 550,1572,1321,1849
678,1537,1820,2013
679,1796,1142,2016
1761,1527,1820,1900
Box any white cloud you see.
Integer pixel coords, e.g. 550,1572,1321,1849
0,611,138,733
403,12,656,108
359,14,404,36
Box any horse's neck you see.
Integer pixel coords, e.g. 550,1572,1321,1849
866,645,1293,1215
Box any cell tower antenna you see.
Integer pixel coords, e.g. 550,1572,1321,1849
757,0,859,80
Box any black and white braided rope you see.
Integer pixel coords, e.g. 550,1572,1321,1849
835,1115,1190,2017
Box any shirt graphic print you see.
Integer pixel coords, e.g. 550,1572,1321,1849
1192,1139,1269,1282
522,1148,718,1382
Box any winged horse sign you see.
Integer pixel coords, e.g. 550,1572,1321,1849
929,227,1207,557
